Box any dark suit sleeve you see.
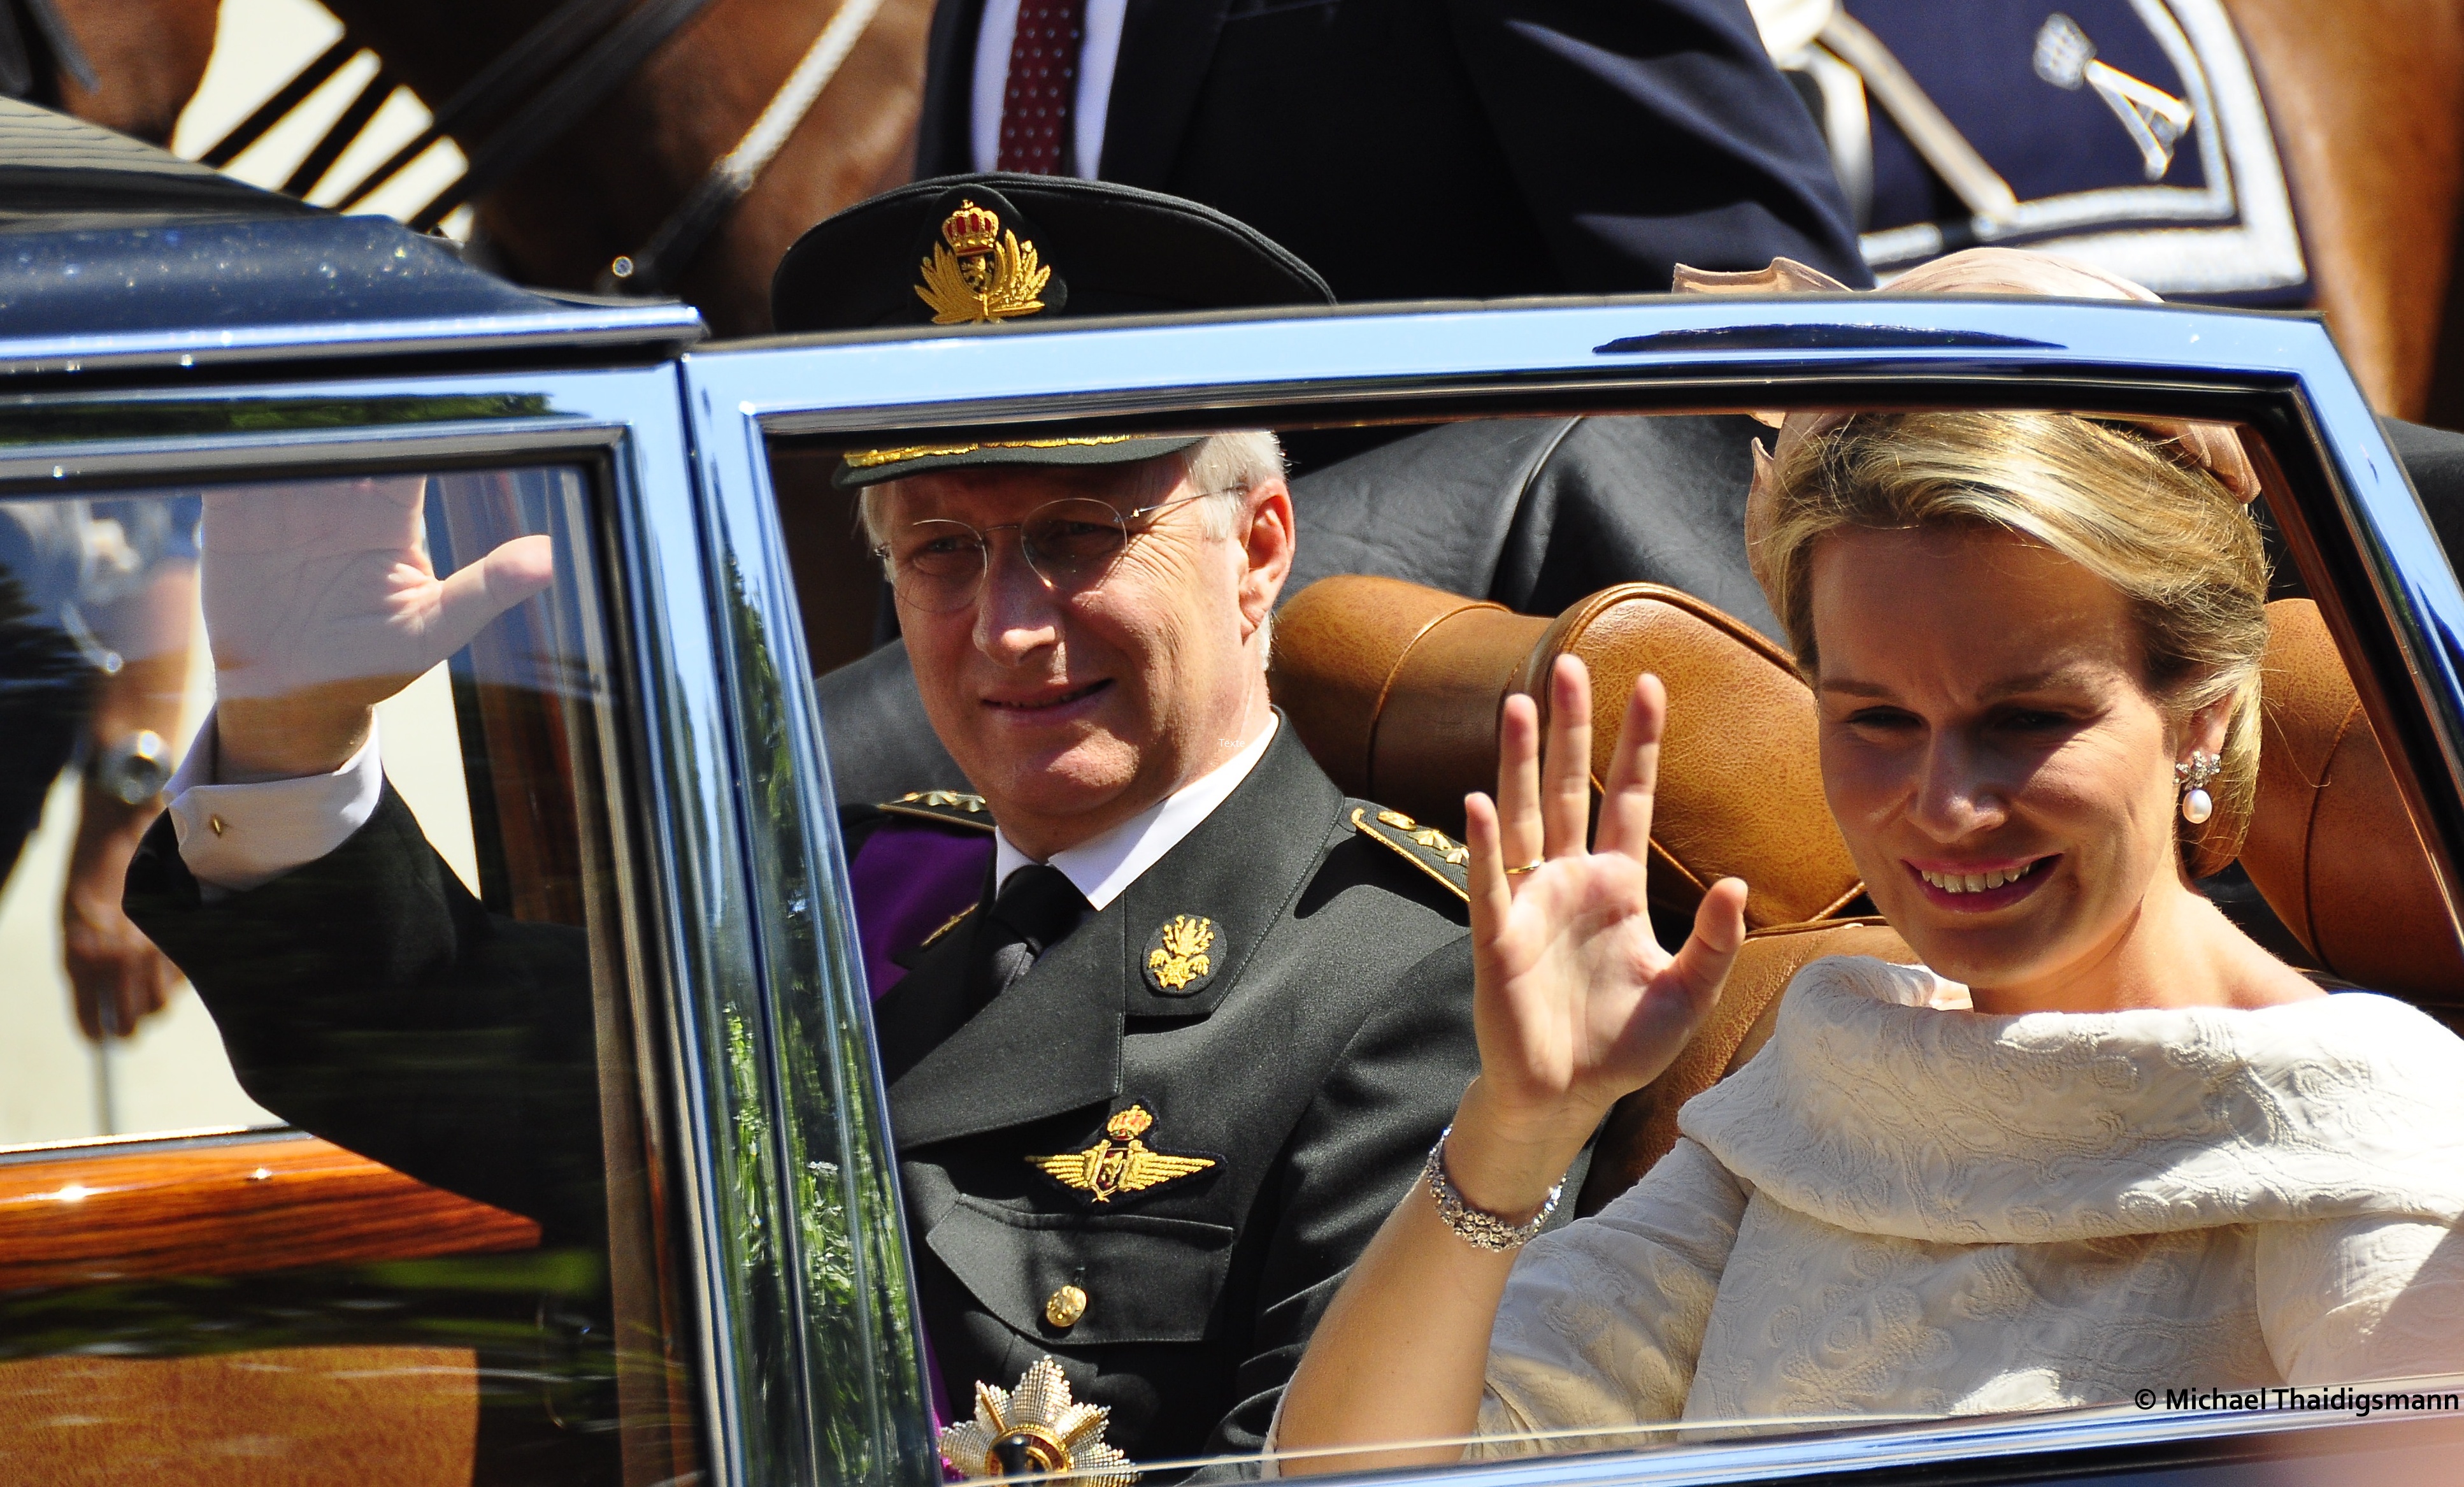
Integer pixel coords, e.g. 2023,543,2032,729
1448,0,1870,291
1204,935,1484,1456
124,783,607,1246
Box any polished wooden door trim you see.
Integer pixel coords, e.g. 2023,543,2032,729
0,1129,538,1292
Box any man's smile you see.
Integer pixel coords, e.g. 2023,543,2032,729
982,678,1114,713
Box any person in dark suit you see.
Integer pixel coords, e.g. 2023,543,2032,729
913,0,1870,301
125,178,1516,1472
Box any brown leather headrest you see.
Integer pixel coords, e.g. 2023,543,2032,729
2242,599,2464,1002
1270,575,1863,928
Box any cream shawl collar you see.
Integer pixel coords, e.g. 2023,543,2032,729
1679,955,2464,1246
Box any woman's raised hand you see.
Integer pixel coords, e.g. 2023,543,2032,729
1449,656,1748,1214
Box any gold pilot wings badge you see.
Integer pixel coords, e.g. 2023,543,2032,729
1028,1105,1218,1204
915,199,1052,325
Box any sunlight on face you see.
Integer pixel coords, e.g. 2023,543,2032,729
889,460,1259,851
1809,526,2189,1001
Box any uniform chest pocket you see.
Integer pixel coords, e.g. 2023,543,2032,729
928,1197,1236,1346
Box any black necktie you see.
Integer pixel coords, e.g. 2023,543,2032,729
971,864,1089,1012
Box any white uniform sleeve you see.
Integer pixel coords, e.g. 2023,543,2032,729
164,711,385,895
2259,1212,2464,1385
1470,1137,1747,1460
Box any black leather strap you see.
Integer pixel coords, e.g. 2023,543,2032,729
338,0,636,212
0,0,94,103
412,0,719,230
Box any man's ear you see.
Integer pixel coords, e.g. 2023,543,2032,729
1238,479,1296,638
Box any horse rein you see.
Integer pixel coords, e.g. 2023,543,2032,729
187,0,888,295
601,0,892,294
0,0,93,104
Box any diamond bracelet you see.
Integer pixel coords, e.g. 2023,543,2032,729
1421,1126,1563,1253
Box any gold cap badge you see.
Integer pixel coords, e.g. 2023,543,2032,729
939,1356,1136,1486
1027,1104,1218,1205
1142,914,1217,995
915,199,1052,326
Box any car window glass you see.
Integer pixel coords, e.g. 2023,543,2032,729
0,468,698,1486
767,405,2464,1482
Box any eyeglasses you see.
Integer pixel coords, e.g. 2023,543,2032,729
872,491,1231,614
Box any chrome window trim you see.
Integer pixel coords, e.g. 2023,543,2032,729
1308,1391,2464,1487
683,357,939,1487
0,419,626,489
0,301,705,378
685,295,2464,1486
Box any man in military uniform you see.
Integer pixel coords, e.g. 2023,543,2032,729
126,176,1514,1470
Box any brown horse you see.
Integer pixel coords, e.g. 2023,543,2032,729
43,0,218,145
29,0,2464,420
303,0,933,336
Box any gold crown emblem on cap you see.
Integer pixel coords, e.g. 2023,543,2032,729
917,199,1051,325
940,199,1003,257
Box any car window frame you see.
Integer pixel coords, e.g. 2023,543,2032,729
683,292,2464,1487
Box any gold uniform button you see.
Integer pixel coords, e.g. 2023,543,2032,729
1045,1284,1088,1329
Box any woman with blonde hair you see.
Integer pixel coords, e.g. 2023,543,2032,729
1271,394,2464,1470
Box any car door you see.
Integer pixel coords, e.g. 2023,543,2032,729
685,291,2464,1485
0,350,916,1487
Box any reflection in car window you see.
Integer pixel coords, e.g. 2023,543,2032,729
781,405,2464,1484
0,469,696,1485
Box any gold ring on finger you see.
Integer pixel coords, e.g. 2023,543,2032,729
1503,859,1545,875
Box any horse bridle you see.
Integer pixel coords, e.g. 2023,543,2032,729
192,0,886,298
0,0,94,105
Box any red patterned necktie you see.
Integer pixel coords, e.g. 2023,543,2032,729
997,0,1086,174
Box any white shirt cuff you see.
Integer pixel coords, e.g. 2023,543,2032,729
166,712,384,895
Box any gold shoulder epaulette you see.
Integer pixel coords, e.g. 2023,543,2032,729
1348,805,1470,903
877,789,996,831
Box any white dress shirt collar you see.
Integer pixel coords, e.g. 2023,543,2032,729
993,714,1278,910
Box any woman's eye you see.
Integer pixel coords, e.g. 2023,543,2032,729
1999,708,2072,732
1845,707,1918,731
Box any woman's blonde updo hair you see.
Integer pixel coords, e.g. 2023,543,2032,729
1752,410,2271,869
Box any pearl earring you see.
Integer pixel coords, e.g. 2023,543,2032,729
2175,751,2221,825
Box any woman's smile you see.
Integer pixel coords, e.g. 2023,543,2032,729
1903,854,2059,912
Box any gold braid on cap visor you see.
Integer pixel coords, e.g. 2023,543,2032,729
842,435,1156,469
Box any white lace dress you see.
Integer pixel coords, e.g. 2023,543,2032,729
1473,955,2464,1456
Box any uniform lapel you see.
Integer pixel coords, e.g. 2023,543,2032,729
1096,0,1233,189
882,725,1341,1149
1115,726,1340,1018
887,900,1126,1151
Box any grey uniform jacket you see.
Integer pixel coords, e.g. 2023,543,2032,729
125,722,1492,1467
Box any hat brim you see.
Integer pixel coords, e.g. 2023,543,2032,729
832,433,1206,489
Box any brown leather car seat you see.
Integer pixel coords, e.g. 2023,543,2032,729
2242,599,2464,1004
1271,575,1863,930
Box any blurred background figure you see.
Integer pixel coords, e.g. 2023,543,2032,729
0,497,201,1042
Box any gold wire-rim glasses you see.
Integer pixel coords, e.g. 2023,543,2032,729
871,489,1236,613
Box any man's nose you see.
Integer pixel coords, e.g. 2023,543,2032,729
972,533,1063,659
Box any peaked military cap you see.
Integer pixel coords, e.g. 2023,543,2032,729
782,175,1333,489
773,173,1333,333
